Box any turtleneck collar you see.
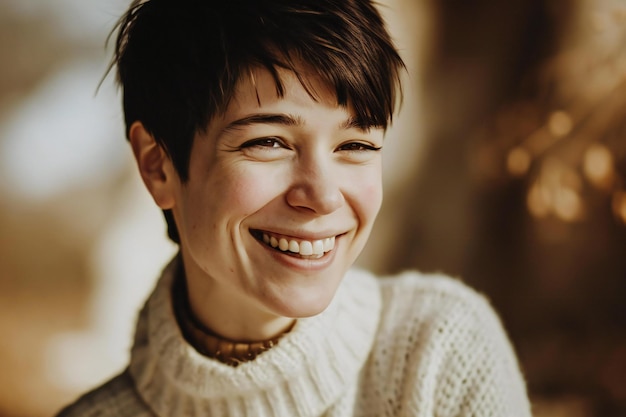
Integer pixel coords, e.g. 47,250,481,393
129,255,382,417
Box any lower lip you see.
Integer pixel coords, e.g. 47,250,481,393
256,237,339,271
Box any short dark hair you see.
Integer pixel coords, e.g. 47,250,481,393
110,0,405,243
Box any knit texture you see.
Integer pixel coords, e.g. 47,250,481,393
56,258,532,417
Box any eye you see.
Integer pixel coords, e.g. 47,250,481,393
337,142,382,152
240,137,287,149
238,137,292,161
335,141,383,163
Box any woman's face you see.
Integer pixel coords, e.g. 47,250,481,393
168,67,384,338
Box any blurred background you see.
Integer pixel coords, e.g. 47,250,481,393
0,0,625,416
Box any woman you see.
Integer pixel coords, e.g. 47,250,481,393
57,0,532,415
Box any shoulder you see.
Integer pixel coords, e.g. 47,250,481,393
55,369,153,417
376,270,496,327
365,271,532,416
347,268,499,338
374,270,517,366
378,269,484,302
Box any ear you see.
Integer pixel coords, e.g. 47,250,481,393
129,121,178,210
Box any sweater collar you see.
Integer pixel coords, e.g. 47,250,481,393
129,255,382,417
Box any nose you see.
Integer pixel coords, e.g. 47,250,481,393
285,156,344,215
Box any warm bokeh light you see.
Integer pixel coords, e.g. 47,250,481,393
553,186,584,222
583,143,615,189
526,165,585,222
527,182,550,219
507,146,532,177
548,111,573,138
612,191,626,224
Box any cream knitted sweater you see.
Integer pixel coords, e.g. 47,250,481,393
57,258,532,417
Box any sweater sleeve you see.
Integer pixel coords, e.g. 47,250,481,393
376,273,532,417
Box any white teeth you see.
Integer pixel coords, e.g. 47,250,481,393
261,233,336,257
312,240,324,255
299,241,313,256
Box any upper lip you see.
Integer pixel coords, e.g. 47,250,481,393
250,228,347,241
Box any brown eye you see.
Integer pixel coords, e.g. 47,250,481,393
238,136,292,161
337,142,382,152
256,138,281,148
240,137,287,149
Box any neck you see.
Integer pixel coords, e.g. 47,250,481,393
178,255,295,342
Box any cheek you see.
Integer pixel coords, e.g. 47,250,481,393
349,168,383,220
218,168,282,216
362,182,383,217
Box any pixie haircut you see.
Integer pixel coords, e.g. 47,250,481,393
111,0,405,242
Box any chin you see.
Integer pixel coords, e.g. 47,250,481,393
268,286,338,319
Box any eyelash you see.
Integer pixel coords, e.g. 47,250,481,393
337,142,382,152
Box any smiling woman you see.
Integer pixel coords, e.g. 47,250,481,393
55,0,532,416
135,67,385,341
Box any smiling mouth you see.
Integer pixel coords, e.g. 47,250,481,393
251,230,336,259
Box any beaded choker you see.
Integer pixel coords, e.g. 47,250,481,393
173,272,284,367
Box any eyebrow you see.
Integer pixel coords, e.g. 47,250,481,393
339,116,378,131
222,113,304,133
221,113,378,134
